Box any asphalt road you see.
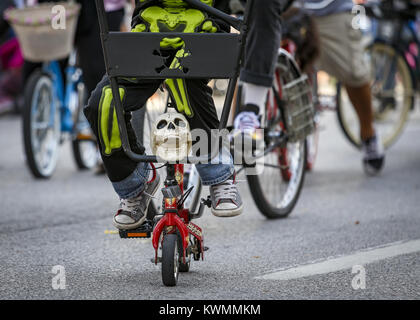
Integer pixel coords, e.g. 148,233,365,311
0,103,419,300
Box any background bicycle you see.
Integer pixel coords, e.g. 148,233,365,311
6,3,97,179
281,1,420,171
337,0,420,149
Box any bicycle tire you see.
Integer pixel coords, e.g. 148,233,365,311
247,143,307,219
22,70,60,179
247,49,308,219
161,233,179,286
336,42,414,149
72,83,97,170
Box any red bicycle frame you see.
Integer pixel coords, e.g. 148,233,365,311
152,164,204,264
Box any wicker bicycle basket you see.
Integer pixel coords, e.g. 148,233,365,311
282,74,315,143
4,2,80,62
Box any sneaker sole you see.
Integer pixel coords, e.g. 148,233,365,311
363,158,385,177
211,203,244,218
113,175,161,230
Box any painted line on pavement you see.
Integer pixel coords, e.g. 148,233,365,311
256,239,420,280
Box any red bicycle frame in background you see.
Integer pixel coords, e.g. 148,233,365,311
265,38,299,182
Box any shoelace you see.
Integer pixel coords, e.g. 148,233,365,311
213,180,237,204
234,112,260,132
120,196,142,212
120,191,153,212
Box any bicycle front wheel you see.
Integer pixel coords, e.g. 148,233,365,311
161,233,180,286
247,50,308,219
22,70,61,179
337,42,414,149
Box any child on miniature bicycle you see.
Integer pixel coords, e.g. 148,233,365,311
88,0,306,286
84,0,252,230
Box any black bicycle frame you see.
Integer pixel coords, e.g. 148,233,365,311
94,0,254,163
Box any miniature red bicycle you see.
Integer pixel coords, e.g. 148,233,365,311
95,0,313,286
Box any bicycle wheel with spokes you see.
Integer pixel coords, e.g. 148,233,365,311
22,70,61,179
247,51,308,219
247,141,307,219
337,42,414,149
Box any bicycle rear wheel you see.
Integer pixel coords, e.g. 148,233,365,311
247,51,308,219
337,42,414,149
72,82,97,170
247,142,307,219
22,70,61,179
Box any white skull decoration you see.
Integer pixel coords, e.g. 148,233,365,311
151,109,192,162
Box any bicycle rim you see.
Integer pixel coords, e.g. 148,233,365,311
28,74,60,177
337,42,414,149
247,54,307,218
73,83,97,170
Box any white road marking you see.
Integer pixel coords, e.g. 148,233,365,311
256,239,420,280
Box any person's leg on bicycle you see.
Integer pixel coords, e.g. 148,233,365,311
234,0,286,136
75,0,127,175
84,0,247,228
84,76,162,230
84,74,242,230
309,5,385,175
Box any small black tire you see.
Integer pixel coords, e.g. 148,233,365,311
161,233,179,286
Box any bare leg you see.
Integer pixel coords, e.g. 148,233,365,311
345,83,375,141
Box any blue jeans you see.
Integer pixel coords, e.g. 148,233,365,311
112,149,234,199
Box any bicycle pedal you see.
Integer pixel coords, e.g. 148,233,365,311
119,221,153,239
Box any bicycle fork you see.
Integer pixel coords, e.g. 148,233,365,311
152,164,205,265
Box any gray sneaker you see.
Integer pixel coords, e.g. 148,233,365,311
113,173,160,230
210,175,243,217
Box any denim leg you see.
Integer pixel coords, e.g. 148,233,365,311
111,162,150,199
195,147,234,186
